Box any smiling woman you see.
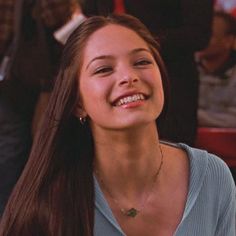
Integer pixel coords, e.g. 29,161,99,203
76,23,164,131
0,14,235,236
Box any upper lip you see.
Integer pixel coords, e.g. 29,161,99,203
111,91,149,106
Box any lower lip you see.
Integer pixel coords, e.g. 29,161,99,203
118,100,145,109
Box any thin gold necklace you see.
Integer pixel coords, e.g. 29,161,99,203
95,144,164,218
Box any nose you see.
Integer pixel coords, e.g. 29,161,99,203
118,67,139,87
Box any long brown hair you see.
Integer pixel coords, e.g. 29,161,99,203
0,14,169,236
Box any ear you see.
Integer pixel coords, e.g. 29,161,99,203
74,100,87,119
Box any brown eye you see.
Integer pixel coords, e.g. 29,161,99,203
94,66,113,75
134,59,152,66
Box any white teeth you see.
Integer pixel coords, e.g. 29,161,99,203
116,94,145,106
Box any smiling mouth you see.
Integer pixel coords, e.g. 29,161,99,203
114,94,146,106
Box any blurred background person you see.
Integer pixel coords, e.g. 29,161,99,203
0,0,82,216
196,11,236,128
214,0,236,49
81,0,214,146
215,0,236,18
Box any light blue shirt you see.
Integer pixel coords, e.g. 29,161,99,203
94,143,236,235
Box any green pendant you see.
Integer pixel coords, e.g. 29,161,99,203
123,208,139,217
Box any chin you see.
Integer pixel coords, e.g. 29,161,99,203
114,118,156,130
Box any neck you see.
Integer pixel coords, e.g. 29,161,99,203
93,122,163,200
201,53,230,74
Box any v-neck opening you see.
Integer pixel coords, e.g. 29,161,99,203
94,143,209,235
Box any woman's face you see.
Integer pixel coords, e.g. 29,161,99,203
76,24,164,131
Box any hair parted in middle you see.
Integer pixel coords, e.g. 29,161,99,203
0,14,169,236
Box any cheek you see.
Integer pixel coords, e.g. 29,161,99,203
79,79,112,114
147,69,163,90
150,70,165,107
155,82,164,108
80,83,100,111
158,88,165,110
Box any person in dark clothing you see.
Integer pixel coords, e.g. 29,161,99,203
81,0,214,145
0,0,80,215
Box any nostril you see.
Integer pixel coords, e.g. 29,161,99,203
119,80,129,86
119,76,139,86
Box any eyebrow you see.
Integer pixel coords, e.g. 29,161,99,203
85,48,152,70
86,55,113,70
131,48,152,55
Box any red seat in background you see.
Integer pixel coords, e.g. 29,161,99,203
195,127,236,167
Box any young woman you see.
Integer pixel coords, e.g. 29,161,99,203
0,14,235,236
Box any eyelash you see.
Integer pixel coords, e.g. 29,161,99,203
94,66,113,75
93,59,152,75
134,59,152,66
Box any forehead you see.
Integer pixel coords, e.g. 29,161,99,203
83,24,149,59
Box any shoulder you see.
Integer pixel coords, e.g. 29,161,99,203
179,143,235,197
182,143,233,177
161,142,235,234
163,141,234,191
179,143,236,216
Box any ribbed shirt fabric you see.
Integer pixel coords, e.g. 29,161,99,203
94,143,236,236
